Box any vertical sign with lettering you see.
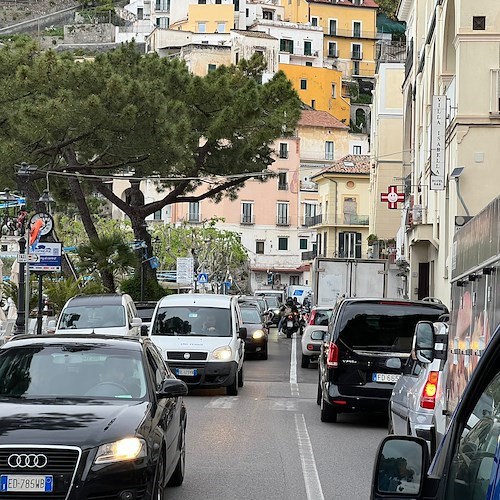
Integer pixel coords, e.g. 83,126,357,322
430,95,446,190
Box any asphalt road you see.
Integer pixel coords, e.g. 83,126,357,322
165,328,388,500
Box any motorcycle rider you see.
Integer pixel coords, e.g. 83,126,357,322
278,298,299,333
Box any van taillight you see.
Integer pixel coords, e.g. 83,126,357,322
308,309,317,325
421,371,439,409
327,342,339,368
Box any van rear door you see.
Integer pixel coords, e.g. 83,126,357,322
332,301,447,400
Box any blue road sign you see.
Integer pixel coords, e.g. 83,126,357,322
198,273,208,284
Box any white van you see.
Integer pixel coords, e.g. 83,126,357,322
149,294,247,395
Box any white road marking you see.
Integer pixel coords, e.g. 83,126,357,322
295,414,325,500
290,333,299,396
205,397,238,409
271,400,298,411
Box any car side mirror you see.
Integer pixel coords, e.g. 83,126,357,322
140,324,149,337
157,378,188,399
414,321,435,364
239,326,247,339
130,317,143,328
372,436,429,499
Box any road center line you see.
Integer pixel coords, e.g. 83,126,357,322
295,413,325,500
290,333,299,396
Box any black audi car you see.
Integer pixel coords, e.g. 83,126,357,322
0,334,188,499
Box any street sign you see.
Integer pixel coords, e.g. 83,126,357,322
17,253,40,263
197,273,208,284
29,242,62,272
176,257,194,285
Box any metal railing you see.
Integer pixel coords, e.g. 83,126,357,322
351,51,363,60
343,214,369,225
278,182,288,191
276,216,290,226
240,214,255,224
301,250,317,260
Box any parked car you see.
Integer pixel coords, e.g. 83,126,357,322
53,294,143,336
134,300,159,333
300,306,334,368
149,294,246,395
317,298,449,423
370,322,500,500
389,320,449,455
0,334,188,499
240,305,269,360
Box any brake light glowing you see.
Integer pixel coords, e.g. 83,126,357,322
421,371,439,409
308,309,317,325
327,342,339,368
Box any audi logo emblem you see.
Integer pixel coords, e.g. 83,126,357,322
183,353,191,360
7,454,48,469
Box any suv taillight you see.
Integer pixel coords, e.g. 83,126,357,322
326,342,339,368
420,371,439,409
308,309,317,325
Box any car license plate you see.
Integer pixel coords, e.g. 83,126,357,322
372,373,400,383
176,368,197,377
0,475,53,493
287,321,293,327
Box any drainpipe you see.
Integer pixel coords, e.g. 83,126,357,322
330,178,338,257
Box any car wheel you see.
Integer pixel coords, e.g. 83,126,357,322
320,396,338,423
301,354,309,369
227,372,238,396
152,451,165,500
261,348,268,360
238,365,244,388
316,379,322,406
168,422,186,487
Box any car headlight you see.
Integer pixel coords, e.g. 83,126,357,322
252,330,265,339
94,437,146,464
212,346,232,361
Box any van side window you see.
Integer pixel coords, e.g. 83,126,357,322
444,370,500,499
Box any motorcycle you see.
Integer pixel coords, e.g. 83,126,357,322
282,311,300,338
299,308,309,336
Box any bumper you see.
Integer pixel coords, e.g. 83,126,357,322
244,339,268,354
167,360,238,388
326,383,390,413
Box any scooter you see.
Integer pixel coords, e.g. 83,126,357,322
282,311,300,338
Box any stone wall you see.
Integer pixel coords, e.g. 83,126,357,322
64,23,115,44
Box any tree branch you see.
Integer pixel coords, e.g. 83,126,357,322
176,175,253,202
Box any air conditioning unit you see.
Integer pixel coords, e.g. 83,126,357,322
412,204,423,223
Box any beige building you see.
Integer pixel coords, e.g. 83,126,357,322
397,0,500,303
310,155,371,259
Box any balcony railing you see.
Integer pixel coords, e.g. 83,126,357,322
327,49,339,58
326,28,377,39
351,51,363,60
308,214,323,226
343,213,369,225
240,214,254,225
188,213,201,223
276,216,290,226
278,182,288,191
301,250,317,261
302,216,318,227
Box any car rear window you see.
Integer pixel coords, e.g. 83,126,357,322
241,308,262,325
313,310,332,326
58,305,126,329
336,302,447,352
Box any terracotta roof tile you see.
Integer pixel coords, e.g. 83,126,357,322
312,154,371,176
231,29,278,40
298,109,349,129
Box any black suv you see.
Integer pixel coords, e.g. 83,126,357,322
317,298,448,423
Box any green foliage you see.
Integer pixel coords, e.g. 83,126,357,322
377,0,400,19
119,275,168,302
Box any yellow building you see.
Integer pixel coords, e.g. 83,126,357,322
280,64,350,123
283,0,378,79
310,154,371,258
170,4,234,33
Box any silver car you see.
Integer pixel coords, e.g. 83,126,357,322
389,320,448,455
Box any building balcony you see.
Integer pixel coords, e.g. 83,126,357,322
276,216,290,226
343,213,369,225
326,50,339,58
240,214,255,225
278,182,289,191
301,250,317,261
302,216,318,227
351,51,363,60
188,213,201,223
326,29,377,40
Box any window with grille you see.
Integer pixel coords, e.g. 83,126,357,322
278,238,288,250
329,19,337,35
325,141,334,160
241,202,254,224
256,241,264,254
277,203,289,225
279,143,288,158
188,202,200,222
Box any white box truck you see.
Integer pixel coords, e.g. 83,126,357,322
311,257,400,307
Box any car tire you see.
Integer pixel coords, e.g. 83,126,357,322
320,396,338,423
152,451,165,500
261,348,268,360
227,372,238,396
316,381,322,405
301,354,309,369
167,424,185,487
238,365,244,388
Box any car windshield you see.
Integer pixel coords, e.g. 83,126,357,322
337,302,447,352
58,305,126,329
152,306,231,337
241,308,262,324
0,345,147,400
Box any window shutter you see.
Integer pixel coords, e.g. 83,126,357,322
355,232,362,258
